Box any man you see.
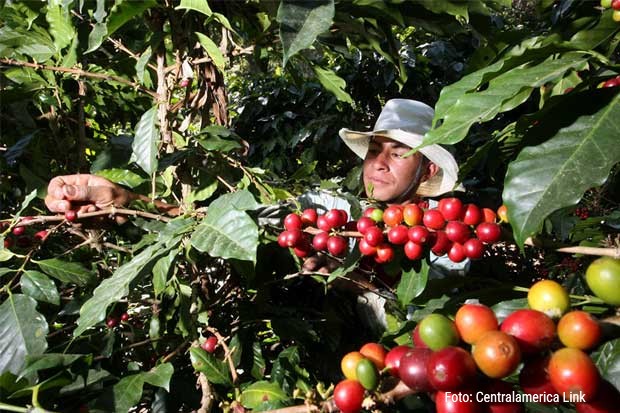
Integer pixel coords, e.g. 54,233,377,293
44,99,462,336
302,98,460,273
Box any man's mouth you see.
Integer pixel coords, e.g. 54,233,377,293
368,177,389,185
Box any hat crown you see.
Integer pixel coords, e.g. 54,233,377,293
374,99,434,136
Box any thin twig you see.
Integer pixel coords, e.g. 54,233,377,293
216,175,235,192
205,327,238,384
7,207,172,228
162,340,189,364
0,58,158,98
524,237,620,258
197,373,214,413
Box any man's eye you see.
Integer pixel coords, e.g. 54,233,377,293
392,152,404,158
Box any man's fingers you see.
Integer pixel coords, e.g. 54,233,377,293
77,204,97,213
302,255,324,272
44,196,71,213
62,185,114,208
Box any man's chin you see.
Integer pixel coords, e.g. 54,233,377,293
369,190,395,203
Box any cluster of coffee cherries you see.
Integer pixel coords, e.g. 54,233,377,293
332,279,618,413
600,0,620,22
2,211,78,251
277,198,504,264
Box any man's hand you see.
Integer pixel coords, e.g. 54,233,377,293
45,174,134,215
302,253,341,274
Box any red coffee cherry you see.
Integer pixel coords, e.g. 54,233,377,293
12,226,25,236
475,222,501,243
201,336,218,353
404,241,424,260
65,210,77,222
312,232,329,251
327,236,347,257
423,209,445,230
283,213,302,231
300,208,318,226
438,197,464,221
387,225,409,245
408,225,430,244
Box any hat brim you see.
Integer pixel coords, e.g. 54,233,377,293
339,128,460,197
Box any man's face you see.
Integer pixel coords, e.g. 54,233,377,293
362,136,425,202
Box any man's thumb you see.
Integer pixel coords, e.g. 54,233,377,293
62,185,90,201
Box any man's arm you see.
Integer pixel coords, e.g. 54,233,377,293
45,174,180,221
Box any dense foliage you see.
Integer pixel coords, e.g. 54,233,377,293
0,0,619,412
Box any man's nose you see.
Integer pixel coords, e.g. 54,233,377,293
371,151,389,170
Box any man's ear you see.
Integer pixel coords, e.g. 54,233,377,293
423,161,440,181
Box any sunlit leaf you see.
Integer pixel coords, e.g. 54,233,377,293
112,363,173,413
195,32,226,71
240,381,288,409
0,295,48,375
425,55,588,147
175,0,212,16
132,107,159,175
313,66,353,104
36,258,94,286
396,261,429,307
189,347,231,385
74,240,179,336
277,0,334,66
20,270,60,305
504,92,620,246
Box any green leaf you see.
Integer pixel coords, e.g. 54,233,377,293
277,0,335,66
189,347,231,385
195,32,226,71
19,354,83,379
36,258,94,286
570,10,620,50
591,338,620,390
152,250,177,296
416,0,470,21
60,369,112,394
251,341,266,380
95,168,147,188
0,295,48,375
504,93,620,246
0,248,15,262
396,261,429,307
132,107,159,175
491,298,528,323
112,363,173,413
74,240,177,336
186,179,218,205
313,66,353,104
209,190,259,212
20,271,60,305
136,46,152,85
107,0,157,36
196,135,241,152
240,380,288,409
46,1,74,51
16,189,38,218
175,0,212,16
85,22,107,54
191,209,259,263
424,55,588,147
433,59,505,126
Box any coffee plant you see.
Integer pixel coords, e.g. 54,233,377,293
1,1,619,412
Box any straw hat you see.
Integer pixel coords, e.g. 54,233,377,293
339,99,459,197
